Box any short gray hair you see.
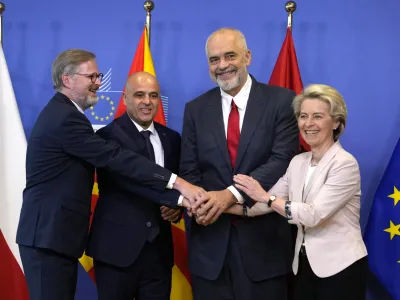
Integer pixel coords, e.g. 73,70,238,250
293,84,348,141
52,49,96,91
205,28,248,55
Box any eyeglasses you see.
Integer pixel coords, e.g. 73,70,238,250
73,72,104,83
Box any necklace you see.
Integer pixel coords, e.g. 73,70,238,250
311,157,318,167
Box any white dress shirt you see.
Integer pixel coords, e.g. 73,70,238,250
131,119,164,167
220,74,252,204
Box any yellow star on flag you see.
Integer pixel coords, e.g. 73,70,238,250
388,186,400,206
106,97,110,101
101,95,105,99
384,220,400,240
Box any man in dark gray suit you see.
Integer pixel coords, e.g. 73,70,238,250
180,28,299,300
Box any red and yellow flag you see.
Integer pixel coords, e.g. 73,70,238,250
269,27,310,152
114,27,165,121
80,27,193,300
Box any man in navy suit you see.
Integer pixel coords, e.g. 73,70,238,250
180,28,299,299
86,72,182,300
16,49,206,300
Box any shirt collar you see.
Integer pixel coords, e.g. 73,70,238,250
220,74,252,110
130,117,156,135
69,99,84,114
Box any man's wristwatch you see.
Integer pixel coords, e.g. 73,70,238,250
267,195,277,207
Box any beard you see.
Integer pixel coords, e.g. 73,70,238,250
70,85,99,110
216,73,241,91
211,65,247,93
82,95,99,110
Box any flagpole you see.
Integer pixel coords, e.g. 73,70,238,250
0,2,5,46
285,1,297,29
144,0,154,47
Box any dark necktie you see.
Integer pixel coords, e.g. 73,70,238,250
140,130,159,242
227,99,240,169
140,130,156,162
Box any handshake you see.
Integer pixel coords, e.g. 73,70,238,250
173,177,238,226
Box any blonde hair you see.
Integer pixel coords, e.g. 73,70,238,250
293,84,348,141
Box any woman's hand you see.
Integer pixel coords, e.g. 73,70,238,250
233,174,269,203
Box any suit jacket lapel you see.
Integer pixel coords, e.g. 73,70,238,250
207,92,232,170
235,78,268,170
303,142,342,202
154,123,172,170
117,113,147,156
299,152,312,201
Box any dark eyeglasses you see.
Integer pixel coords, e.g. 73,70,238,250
73,72,104,83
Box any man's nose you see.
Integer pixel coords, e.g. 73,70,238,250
218,58,230,70
142,95,151,104
94,76,101,85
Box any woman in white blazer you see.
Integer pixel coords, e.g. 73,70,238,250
226,84,368,300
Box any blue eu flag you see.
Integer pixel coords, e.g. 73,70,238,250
365,138,400,299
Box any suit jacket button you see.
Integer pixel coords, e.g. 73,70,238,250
146,222,152,227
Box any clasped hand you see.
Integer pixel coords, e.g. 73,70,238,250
172,177,238,226
186,190,237,226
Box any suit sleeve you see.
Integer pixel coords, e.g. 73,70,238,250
290,158,360,228
243,90,299,206
95,127,182,209
179,103,203,187
60,111,172,192
97,169,181,208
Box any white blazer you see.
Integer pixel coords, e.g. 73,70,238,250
247,142,367,277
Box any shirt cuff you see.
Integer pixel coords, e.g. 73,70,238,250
228,185,245,204
177,195,184,206
166,173,177,189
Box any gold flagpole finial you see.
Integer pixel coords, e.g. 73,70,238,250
0,2,5,46
285,1,297,29
0,2,5,15
144,1,154,47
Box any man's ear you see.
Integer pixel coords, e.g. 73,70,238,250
123,92,128,105
62,74,71,89
245,49,252,67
